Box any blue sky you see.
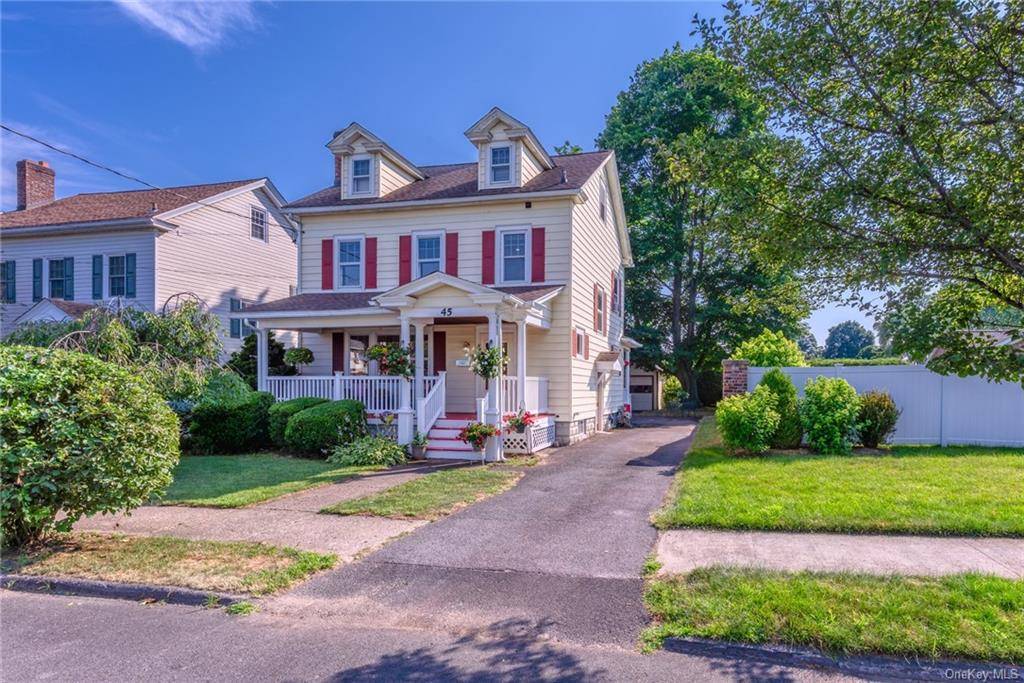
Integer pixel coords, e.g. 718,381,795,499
0,1,870,343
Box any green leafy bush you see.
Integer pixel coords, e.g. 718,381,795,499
283,347,314,370
732,328,806,367
189,383,275,454
800,376,861,454
0,345,179,546
226,331,295,389
268,397,328,447
714,385,780,454
201,370,252,403
757,369,802,448
858,391,901,448
283,400,367,456
328,436,406,467
662,375,686,410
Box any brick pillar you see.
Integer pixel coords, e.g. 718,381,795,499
721,359,749,398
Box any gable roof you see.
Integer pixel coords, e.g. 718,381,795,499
286,151,611,211
13,298,96,325
0,178,282,232
463,107,555,170
327,123,425,180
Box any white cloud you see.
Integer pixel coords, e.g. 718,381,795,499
113,1,260,53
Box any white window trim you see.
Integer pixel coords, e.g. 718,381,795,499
47,257,68,299
574,326,587,358
334,235,365,290
350,155,373,197
107,253,128,299
413,230,445,280
489,143,514,186
249,205,268,242
496,225,531,285
596,285,607,333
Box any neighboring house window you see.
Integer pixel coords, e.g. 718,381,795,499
351,157,371,195
250,206,267,241
32,259,42,302
490,145,511,184
612,271,621,313
1,261,14,303
500,229,528,283
595,286,606,333
337,238,363,288
599,184,608,222
108,255,126,297
415,233,443,278
48,257,74,300
229,298,254,339
574,327,587,358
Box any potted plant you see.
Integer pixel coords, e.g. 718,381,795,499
283,347,314,375
504,409,536,434
458,422,500,452
466,343,505,389
366,343,415,378
410,431,428,460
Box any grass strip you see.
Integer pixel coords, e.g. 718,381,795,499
643,567,1024,663
653,418,1024,536
322,466,521,520
6,533,336,594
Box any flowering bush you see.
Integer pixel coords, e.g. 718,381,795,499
466,344,505,388
504,410,537,433
458,422,500,450
366,344,414,378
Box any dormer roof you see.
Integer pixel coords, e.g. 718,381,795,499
463,107,554,171
327,122,425,181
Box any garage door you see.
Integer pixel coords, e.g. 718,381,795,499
631,376,654,411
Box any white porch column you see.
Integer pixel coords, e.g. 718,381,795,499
255,327,269,392
413,320,426,402
516,319,527,411
342,331,351,375
396,316,413,445
368,331,379,375
483,312,503,461
623,348,632,413
426,325,435,376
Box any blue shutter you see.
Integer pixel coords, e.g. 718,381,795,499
92,255,103,299
63,257,74,300
32,259,42,301
229,298,241,338
125,253,136,298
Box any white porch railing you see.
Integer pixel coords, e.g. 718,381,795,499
266,375,334,401
417,371,446,435
501,376,550,414
266,373,450,416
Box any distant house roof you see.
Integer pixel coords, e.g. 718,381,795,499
285,151,611,210
0,178,266,231
13,298,96,325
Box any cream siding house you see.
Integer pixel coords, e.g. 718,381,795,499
238,108,638,460
0,163,296,356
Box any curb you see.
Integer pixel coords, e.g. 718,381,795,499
663,637,1023,682
1,574,249,608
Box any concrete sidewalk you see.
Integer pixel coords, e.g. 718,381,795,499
657,528,1024,578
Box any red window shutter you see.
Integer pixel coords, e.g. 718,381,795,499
481,230,496,285
445,233,459,276
332,332,345,372
593,283,599,331
321,239,334,290
399,235,412,285
531,227,545,282
571,329,578,358
433,330,447,371
365,237,378,289
584,334,590,360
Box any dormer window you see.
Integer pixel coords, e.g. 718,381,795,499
351,157,371,195
490,145,511,184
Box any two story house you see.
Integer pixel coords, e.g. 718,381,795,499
238,108,639,459
0,159,296,356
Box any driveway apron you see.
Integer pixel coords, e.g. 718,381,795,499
265,417,695,647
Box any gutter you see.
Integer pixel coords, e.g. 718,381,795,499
285,188,581,215
0,217,165,238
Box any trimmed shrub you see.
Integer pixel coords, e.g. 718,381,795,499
268,397,328,447
662,375,685,410
732,328,806,367
0,345,179,546
189,388,275,454
283,400,367,456
328,436,406,467
800,376,861,454
715,385,781,454
201,370,252,403
858,391,901,448
758,369,803,449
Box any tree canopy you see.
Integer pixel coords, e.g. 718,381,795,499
824,320,875,359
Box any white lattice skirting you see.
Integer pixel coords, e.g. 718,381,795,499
503,416,556,454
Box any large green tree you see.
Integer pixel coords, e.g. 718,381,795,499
599,46,808,403
823,320,875,359
700,0,1024,382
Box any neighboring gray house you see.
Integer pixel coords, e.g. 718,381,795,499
0,159,297,356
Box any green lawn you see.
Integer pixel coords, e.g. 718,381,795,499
322,465,521,519
653,418,1024,536
643,567,1024,663
160,454,381,508
8,533,336,595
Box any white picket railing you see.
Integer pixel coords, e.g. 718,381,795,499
417,372,446,435
500,376,550,414
266,375,334,401
334,375,405,413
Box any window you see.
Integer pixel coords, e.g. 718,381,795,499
229,298,254,339
500,230,528,283
415,233,442,278
337,238,363,288
351,157,371,195
250,206,267,241
1,261,14,303
490,145,511,184
574,327,587,358
48,257,74,300
108,255,126,297
599,183,608,222
611,271,621,313
595,286,606,333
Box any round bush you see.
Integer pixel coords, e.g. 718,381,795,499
189,389,275,454
757,369,803,449
799,376,861,454
732,328,806,367
328,436,406,467
0,345,179,547
857,390,901,448
283,400,367,456
268,397,328,447
715,385,781,454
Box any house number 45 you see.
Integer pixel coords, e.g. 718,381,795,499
439,307,453,316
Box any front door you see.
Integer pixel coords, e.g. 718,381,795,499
440,325,478,414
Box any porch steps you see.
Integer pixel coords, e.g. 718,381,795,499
424,417,477,459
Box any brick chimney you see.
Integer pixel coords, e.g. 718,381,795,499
16,159,55,210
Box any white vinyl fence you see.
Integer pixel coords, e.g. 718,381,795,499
748,365,1024,447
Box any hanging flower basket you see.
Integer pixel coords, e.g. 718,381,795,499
466,344,505,389
504,410,536,434
366,344,414,378
458,422,500,451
